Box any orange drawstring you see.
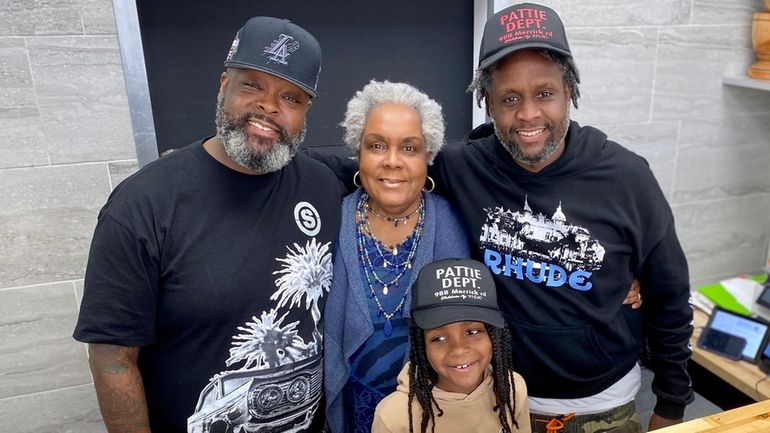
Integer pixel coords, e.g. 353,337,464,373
535,413,575,433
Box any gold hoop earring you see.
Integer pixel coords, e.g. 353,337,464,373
353,171,362,188
423,176,435,193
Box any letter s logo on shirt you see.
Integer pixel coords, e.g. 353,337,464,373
294,201,321,237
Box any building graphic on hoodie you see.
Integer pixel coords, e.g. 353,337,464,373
480,196,605,292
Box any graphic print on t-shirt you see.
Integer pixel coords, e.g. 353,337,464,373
187,238,332,433
480,197,605,291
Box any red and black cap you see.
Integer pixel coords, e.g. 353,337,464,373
479,2,571,69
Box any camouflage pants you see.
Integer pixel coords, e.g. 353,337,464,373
530,401,642,433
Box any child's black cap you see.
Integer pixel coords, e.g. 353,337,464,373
411,258,504,330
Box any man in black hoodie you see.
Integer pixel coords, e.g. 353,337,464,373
433,3,693,432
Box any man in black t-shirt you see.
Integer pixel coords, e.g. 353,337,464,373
74,17,343,433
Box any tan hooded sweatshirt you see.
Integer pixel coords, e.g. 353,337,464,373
372,362,531,433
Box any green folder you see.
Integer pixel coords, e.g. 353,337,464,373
697,274,768,316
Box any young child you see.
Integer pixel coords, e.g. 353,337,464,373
372,258,531,433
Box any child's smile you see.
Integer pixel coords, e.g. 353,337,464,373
424,321,493,394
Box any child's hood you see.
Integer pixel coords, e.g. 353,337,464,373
395,363,411,394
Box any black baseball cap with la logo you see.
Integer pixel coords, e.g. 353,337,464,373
411,258,505,330
479,2,572,69
224,16,322,98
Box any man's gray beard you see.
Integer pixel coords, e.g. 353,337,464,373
215,97,306,174
494,106,570,167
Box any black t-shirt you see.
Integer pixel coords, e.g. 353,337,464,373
74,140,344,433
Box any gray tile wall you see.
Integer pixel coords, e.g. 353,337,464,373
0,0,768,429
0,0,130,430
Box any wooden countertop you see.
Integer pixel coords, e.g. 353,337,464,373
691,308,770,401
655,399,770,432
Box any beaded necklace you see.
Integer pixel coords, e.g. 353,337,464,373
365,201,421,227
356,192,425,336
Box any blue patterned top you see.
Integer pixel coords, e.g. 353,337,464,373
342,233,415,433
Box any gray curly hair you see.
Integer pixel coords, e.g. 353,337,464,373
341,80,445,164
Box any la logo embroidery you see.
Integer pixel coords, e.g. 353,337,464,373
263,34,300,65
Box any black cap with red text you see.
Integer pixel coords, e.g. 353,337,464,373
411,258,505,330
224,16,321,98
479,2,571,69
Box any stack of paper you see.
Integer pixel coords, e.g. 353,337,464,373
697,275,768,316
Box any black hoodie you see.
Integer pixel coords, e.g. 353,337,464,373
432,121,693,419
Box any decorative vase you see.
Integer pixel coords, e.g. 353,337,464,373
749,3,770,80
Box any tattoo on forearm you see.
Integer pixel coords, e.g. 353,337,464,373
104,361,129,374
90,345,151,433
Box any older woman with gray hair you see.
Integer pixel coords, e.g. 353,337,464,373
323,80,471,433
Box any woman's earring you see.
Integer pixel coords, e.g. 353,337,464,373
423,176,435,193
353,171,362,188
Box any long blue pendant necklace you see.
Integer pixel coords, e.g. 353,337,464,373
356,192,425,336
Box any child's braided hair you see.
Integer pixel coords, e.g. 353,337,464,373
406,321,520,433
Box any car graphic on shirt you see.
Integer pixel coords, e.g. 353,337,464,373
187,353,322,433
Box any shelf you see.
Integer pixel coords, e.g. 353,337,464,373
722,74,770,92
